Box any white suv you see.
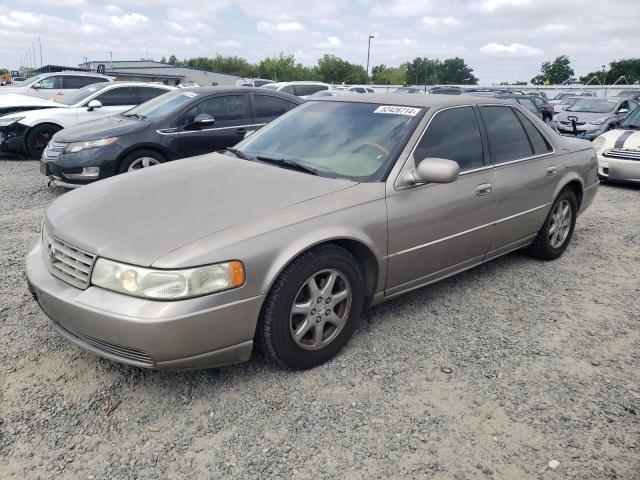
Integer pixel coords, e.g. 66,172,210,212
260,81,330,99
0,72,113,101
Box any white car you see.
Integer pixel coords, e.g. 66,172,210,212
0,93,62,116
593,106,640,183
0,72,113,101
346,86,375,94
0,82,173,158
260,81,331,99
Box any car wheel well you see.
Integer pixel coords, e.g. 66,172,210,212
118,146,167,168
563,180,583,210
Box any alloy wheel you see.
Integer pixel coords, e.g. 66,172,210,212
548,199,572,248
128,157,161,171
289,269,352,350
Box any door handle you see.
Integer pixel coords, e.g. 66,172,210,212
475,183,493,196
546,165,558,176
235,127,247,135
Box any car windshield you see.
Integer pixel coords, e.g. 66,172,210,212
566,99,617,113
15,75,44,87
620,107,640,129
235,101,425,181
57,84,106,106
124,90,196,119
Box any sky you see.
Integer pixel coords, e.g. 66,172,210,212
1,0,639,84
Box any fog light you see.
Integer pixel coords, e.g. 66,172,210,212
64,167,100,180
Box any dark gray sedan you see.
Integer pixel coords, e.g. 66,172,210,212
552,97,639,140
26,95,598,370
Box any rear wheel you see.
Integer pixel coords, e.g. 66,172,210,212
118,149,165,174
26,124,61,159
526,189,577,260
257,245,365,369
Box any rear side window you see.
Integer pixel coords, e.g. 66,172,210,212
254,95,297,118
63,76,107,89
514,110,552,155
414,106,484,171
137,87,167,104
294,84,328,96
480,106,533,163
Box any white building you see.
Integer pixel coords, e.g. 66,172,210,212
78,60,241,87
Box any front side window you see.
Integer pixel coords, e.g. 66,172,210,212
621,106,640,128
480,106,534,163
236,101,425,181
254,95,297,118
179,94,247,126
295,84,328,96
37,76,63,89
414,106,484,171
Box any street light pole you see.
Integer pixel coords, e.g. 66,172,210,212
366,35,374,83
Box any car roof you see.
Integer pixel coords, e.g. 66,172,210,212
99,81,173,88
177,86,304,102
319,93,510,107
41,71,112,78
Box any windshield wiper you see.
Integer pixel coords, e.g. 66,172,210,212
255,156,318,175
224,148,251,160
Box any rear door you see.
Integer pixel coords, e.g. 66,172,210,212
251,93,299,130
479,105,558,259
176,93,250,157
78,85,140,125
386,105,497,294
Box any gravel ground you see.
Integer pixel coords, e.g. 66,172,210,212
1,157,639,479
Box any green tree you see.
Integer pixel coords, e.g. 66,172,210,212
580,58,640,85
160,56,167,64
168,54,178,65
257,53,318,81
316,54,366,84
184,54,255,77
531,55,575,85
402,57,477,85
370,64,407,85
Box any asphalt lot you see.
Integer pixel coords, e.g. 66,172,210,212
1,156,639,479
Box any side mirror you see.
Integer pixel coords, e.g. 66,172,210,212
187,113,215,130
398,158,459,187
618,108,629,114
32,83,42,89
87,99,102,111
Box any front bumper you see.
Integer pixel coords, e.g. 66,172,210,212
0,123,28,154
42,143,123,188
552,122,607,141
597,152,640,183
26,238,264,370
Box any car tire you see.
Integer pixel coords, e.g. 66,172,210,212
118,149,166,174
26,123,62,159
526,189,578,260
256,244,365,370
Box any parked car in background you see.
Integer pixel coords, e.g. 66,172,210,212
346,86,375,93
462,90,543,120
526,91,548,100
40,87,303,187
548,91,597,109
26,94,598,371
0,93,62,117
592,105,640,182
260,81,330,99
552,97,638,140
237,78,275,88
0,72,113,101
394,86,424,94
612,89,640,102
531,96,555,123
427,86,463,95
0,82,173,158
307,90,348,99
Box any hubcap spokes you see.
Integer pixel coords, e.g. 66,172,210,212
290,269,352,350
128,157,160,171
548,199,572,248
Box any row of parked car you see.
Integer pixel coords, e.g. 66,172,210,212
1,71,639,187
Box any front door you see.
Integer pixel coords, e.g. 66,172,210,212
177,94,250,158
386,105,497,296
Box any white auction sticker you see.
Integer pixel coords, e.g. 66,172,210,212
181,91,198,98
374,105,422,116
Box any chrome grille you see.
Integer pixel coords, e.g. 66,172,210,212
44,141,67,159
603,148,640,161
43,228,96,289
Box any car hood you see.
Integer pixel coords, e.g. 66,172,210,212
45,153,357,266
554,110,614,123
54,115,148,142
0,93,62,109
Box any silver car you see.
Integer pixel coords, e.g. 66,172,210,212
552,97,639,140
26,95,599,370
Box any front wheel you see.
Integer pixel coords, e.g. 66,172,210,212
257,245,365,369
26,124,61,159
118,149,166,174
526,189,577,260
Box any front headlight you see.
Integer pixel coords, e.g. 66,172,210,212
0,116,24,127
91,258,245,300
66,137,117,154
592,137,606,152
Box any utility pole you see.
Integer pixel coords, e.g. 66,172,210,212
366,35,374,84
39,36,43,68
109,51,113,70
